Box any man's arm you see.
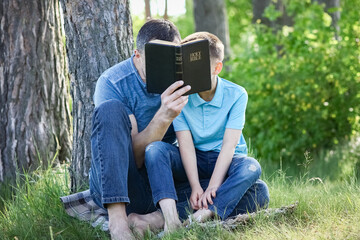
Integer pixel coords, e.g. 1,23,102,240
199,128,242,209
130,81,191,168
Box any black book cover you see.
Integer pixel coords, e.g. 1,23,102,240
145,39,211,95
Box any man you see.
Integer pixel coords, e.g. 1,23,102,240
89,19,190,239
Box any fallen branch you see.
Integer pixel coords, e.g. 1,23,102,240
197,202,299,230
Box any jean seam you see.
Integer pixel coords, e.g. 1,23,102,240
153,192,178,205
102,196,130,204
96,113,105,204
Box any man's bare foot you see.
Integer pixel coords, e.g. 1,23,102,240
128,211,165,236
108,203,134,240
109,220,134,240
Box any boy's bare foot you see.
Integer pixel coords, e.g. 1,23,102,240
192,208,214,222
183,208,214,226
159,198,182,233
128,211,165,236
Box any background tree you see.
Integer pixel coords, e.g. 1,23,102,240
252,0,340,31
145,0,151,19
164,0,168,19
60,0,133,191
0,0,71,183
193,0,231,60
314,0,340,35
224,0,359,166
252,0,293,29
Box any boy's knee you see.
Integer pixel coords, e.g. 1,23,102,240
246,157,262,177
231,156,262,179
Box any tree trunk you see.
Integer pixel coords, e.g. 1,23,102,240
193,0,231,61
60,0,133,191
315,0,340,33
164,0,168,20
0,0,71,183
252,0,293,29
252,0,339,30
252,0,272,25
145,0,151,19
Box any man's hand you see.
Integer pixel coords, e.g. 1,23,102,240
198,186,218,209
190,186,204,210
158,81,191,121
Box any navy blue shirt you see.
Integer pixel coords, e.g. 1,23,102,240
93,56,176,144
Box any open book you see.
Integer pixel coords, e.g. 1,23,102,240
145,39,211,94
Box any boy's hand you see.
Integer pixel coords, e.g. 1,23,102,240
198,186,218,209
190,186,204,210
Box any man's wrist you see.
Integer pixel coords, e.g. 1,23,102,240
154,107,174,125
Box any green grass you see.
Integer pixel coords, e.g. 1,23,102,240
0,165,109,240
1,162,359,240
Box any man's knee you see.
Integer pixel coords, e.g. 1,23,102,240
93,99,130,126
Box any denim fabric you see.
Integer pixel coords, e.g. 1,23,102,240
89,100,156,215
145,141,269,220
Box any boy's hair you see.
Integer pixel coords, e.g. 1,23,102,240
182,32,224,62
136,19,181,53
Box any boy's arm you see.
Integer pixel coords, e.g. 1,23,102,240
176,130,203,209
200,128,242,209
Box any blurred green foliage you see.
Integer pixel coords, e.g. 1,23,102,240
131,0,360,167
223,0,360,164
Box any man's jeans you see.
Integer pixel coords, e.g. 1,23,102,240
145,141,270,220
89,100,156,214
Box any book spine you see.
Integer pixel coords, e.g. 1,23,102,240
175,46,183,80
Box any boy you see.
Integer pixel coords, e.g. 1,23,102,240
145,32,269,230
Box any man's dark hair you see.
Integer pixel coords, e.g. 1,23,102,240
136,19,181,53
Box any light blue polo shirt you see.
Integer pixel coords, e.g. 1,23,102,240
173,77,248,155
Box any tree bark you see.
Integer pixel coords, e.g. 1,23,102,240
60,0,133,191
145,0,151,19
193,0,231,61
0,0,71,183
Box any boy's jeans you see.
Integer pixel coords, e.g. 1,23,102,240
145,141,270,220
89,100,156,214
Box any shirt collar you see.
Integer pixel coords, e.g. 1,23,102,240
191,76,224,108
